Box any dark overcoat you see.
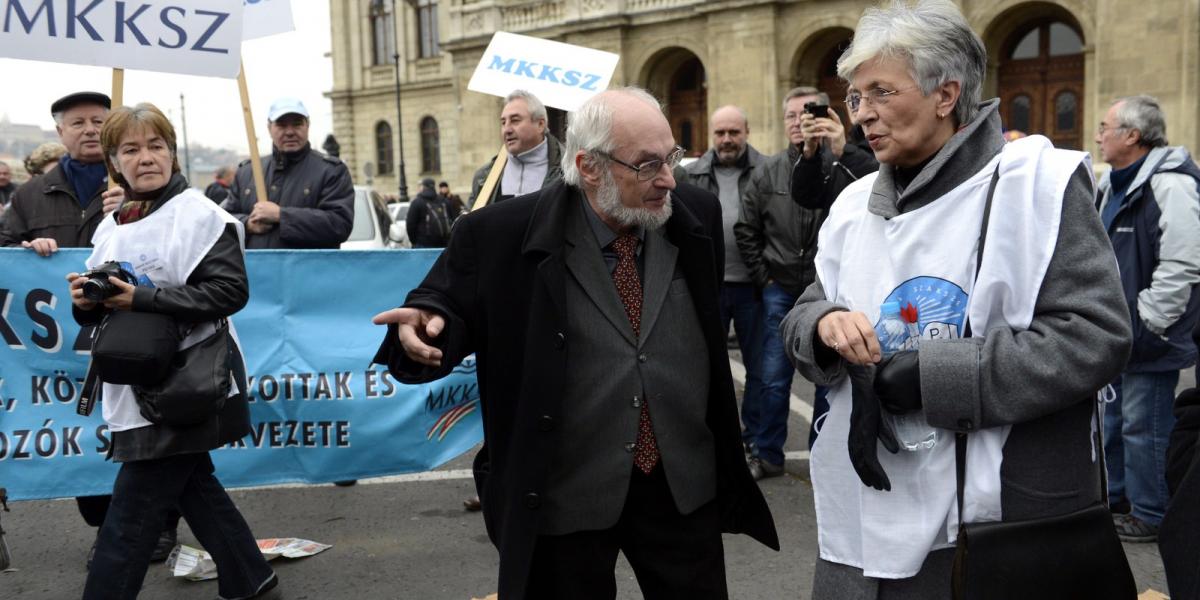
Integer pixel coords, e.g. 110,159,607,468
375,180,779,598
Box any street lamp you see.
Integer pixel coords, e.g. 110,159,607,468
391,0,409,202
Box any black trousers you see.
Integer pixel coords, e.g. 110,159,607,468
75,494,182,532
526,465,728,600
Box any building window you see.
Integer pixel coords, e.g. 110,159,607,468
420,116,440,173
375,121,394,176
411,0,439,58
1009,95,1032,132
1055,91,1078,133
370,0,396,66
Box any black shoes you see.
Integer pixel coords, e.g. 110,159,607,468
747,456,785,481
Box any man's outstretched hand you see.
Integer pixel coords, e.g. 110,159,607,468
372,307,446,367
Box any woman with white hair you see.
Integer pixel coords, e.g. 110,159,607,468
782,0,1133,597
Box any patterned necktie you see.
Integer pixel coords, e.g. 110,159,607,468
611,233,660,474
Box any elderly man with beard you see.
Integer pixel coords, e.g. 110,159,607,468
373,88,777,599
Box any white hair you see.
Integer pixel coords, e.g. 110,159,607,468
504,89,548,123
1113,95,1168,148
560,87,663,186
837,0,986,126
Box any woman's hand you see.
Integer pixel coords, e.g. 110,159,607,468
817,310,881,365
100,276,136,311
66,272,97,311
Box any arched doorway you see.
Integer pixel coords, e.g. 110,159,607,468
643,49,708,157
793,28,855,126
998,18,1085,149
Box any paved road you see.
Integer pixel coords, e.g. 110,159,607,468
2,357,1180,598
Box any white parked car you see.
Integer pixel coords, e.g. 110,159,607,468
342,186,407,249
386,201,411,249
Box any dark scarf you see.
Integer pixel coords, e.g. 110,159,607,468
117,173,189,225
59,154,108,209
1101,153,1148,229
273,142,312,171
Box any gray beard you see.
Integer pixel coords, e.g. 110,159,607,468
595,169,672,230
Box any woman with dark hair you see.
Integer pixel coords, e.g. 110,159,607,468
69,103,278,600
782,0,1131,597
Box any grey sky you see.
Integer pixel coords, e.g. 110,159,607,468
0,2,333,155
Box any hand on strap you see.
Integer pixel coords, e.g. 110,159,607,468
848,364,900,491
875,350,923,415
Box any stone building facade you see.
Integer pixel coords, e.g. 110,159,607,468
329,0,1200,198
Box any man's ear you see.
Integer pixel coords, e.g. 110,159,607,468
576,151,602,187
1126,129,1143,148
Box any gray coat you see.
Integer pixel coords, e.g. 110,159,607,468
783,99,1132,596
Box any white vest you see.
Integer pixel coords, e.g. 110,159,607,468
87,189,245,432
812,136,1088,577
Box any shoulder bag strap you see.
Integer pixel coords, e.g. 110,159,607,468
956,162,1001,526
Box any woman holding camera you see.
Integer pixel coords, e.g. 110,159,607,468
69,103,278,600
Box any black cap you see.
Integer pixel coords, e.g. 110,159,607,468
51,92,112,115
421,177,436,188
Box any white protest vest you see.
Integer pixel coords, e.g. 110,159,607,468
812,136,1088,578
87,189,245,433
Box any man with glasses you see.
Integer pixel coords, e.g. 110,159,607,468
1095,94,1200,543
734,87,838,478
373,87,777,599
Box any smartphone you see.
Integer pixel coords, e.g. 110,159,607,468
804,102,830,119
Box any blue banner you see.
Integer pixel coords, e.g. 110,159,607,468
0,248,480,501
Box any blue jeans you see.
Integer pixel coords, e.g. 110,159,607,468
83,452,275,600
720,283,764,451
742,282,798,466
1103,371,1179,526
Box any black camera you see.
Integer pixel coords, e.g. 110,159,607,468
81,261,138,302
804,102,830,119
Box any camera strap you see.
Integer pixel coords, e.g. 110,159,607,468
77,356,102,417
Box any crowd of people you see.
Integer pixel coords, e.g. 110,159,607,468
2,0,1199,597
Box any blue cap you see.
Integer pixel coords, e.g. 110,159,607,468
267,97,309,121
881,301,901,314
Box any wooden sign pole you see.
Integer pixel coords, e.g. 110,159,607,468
108,68,124,191
237,60,269,204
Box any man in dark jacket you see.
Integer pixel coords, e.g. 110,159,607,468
0,162,16,208
790,115,879,211
0,92,123,254
468,90,564,210
438,181,465,222
373,88,777,599
682,105,770,475
223,98,354,249
204,165,234,204
407,178,451,248
1096,94,1200,543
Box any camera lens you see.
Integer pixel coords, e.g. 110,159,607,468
81,278,113,302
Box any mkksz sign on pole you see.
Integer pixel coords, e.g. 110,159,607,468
467,31,620,112
0,0,244,78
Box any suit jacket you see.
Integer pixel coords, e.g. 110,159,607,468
375,180,778,598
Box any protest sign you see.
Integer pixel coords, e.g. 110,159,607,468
0,0,244,78
0,248,482,501
242,0,294,41
467,31,620,112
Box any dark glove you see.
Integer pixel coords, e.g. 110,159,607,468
875,350,922,415
848,365,899,491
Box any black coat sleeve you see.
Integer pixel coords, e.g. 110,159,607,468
790,142,879,211
374,212,480,383
130,223,249,322
279,162,355,247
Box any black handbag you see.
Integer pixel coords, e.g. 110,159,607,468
133,319,239,427
949,165,1137,600
90,310,183,386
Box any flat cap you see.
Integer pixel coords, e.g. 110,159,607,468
51,92,112,115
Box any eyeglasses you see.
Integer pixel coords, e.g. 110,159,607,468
598,146,685,182
1096,123,1126,136
844,86,913,112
